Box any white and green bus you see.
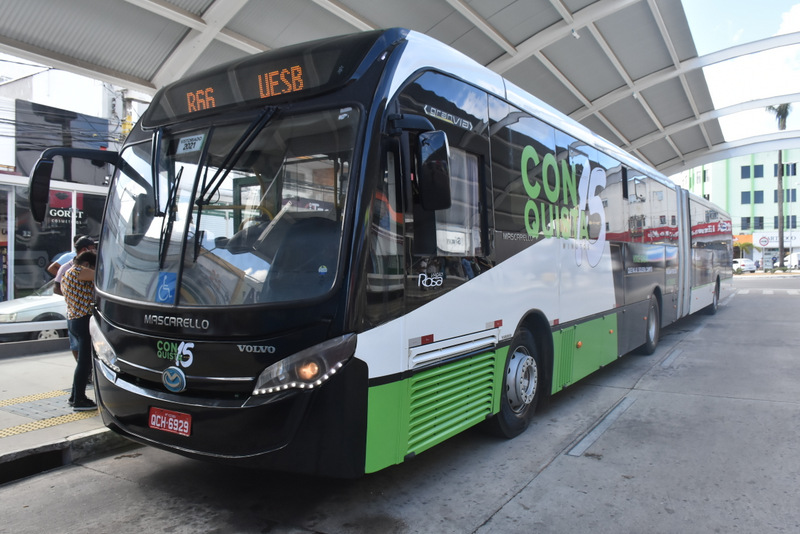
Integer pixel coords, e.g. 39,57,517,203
29,28,732,477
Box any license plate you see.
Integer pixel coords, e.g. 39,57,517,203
148,407,191,437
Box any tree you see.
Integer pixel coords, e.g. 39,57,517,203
766,104,791,268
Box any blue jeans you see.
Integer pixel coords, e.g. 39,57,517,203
68,314,92,403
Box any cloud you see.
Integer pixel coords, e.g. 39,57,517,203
704,44,800,109
777,4,800,34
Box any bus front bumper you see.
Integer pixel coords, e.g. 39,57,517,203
92,356,369,477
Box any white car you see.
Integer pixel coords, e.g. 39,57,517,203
781,253,800,269
0,280,68,341
732,258,756,273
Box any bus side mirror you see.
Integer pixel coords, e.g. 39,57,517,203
28,147,120,223
29,159,54,223
418,131,452,211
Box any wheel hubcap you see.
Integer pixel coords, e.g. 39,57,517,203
505,347,537,414
647,308,657,341
38,329,59,340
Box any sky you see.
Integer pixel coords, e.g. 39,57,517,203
682,0,800,140
0,54,110,118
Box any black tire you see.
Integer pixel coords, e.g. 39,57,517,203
640,297,660,355
704,279,720,315
486,328,541,438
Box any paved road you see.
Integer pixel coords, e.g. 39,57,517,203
1,275,799,534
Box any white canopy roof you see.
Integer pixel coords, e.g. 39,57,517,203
1,0,799,175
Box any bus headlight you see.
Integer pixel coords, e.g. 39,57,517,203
253,333,356,395
90,316,120,373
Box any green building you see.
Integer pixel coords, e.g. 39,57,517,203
674,150,800,268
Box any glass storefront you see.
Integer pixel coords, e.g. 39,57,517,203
4,180,105,299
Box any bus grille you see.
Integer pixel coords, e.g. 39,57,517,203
406,352,496,456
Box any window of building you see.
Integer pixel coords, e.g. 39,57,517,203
741,217,750,230
775,215,798,229
741,191,751,204
754,216,764,230
754,165,764,178
741,166,750,179
774,188,797,202
774,163,797,176
754,190,764,204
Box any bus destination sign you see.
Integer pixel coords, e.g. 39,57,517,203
142,31,385,127
184,65,306,115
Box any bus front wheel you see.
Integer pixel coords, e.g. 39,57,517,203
487,328,541,438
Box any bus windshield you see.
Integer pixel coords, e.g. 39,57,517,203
96,106,359,307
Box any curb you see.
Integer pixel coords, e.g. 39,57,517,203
0,428,137,485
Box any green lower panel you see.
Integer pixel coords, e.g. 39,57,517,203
365,350,502,474
551,314,619,392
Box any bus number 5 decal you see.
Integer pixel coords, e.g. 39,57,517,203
175,342,194,368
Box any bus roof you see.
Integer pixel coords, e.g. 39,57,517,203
396,30,673,188
141,27,672,190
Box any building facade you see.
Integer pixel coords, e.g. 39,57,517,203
674,149,800,268
0,62,148,300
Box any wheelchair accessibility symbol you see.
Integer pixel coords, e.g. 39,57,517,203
156,272,177,304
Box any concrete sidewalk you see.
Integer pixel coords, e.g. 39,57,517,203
0,348,132,484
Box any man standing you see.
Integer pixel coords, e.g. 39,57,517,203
53,236,96,366
62,250,97,411
53,236,95,296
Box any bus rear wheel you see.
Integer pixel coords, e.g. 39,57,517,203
487,328,541,438
704,279,720,315
640,297,660,355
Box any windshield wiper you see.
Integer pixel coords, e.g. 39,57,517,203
197,106,278,206
193,106,278,261
158,165,184,268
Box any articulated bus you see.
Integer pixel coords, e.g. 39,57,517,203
29,28,732,477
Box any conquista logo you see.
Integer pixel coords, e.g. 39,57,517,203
521,148,606,268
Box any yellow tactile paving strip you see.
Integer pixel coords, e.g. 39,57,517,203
0,411,98,438
0,389,98,438
0,390,69,407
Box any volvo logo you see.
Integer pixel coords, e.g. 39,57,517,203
162,366,187,393
237,344,276,353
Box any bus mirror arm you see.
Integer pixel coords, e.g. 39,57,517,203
28,147,120,223
388,113,435,135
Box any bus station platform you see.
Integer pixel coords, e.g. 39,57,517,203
0,343,132,484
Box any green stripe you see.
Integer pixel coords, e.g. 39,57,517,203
364,314,620,472
551,314,618,393
364,349,505,473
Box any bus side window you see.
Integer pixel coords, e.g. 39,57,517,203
364,150,405,327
